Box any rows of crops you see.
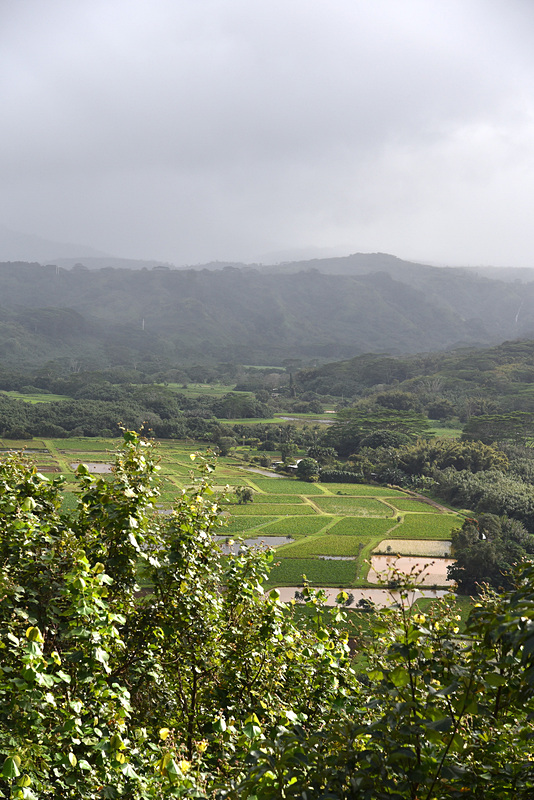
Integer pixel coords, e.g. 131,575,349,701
1,437,463,589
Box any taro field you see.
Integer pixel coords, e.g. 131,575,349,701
1,437,466,589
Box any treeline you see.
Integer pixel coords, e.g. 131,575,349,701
296,339,534,414
0,388,271,440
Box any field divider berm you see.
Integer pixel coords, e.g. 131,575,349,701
301,497,328,514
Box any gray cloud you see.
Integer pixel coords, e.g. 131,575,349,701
1,0,534,265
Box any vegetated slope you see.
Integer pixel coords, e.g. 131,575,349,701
296,338,534,401
0,260,533,368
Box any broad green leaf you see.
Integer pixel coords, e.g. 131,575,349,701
2,756,21,779
389,666,410,688
25,626,43,643
213,717,226,733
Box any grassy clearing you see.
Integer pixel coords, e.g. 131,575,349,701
281,536,370,558
165,383,251,399
326,517,398,537
2,391,70,404
313,497,394,517
373,539,452,557
387,498,442,513
0,440,50,450
427,425,461,439
259,517,333,538
55,438,120,451
266,558,358,588
251,479,324,495
392,514,461,539
228,503,317,516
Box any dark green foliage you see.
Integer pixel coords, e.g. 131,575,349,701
0,264,517,366
324,408,430,457
235,486,254,504
462,411,534,444
359,428,412,449
434,467,534,531
295,457,320,480
397,438,509,475
319,469,364,483
306,444,337,464
448,514,534,593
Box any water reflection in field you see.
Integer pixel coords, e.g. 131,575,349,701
215,536,294,555
272,586,450,608
368,555,455,585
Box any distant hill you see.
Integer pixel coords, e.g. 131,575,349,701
0,224,112,263
0,259,534,369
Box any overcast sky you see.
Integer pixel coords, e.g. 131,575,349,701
1,0,534,266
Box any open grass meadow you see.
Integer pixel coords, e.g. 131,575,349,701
1,390,70,404
4,435,463,589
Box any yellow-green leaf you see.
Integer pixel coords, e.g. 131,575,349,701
25,626,44,643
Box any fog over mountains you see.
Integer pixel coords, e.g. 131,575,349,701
2,229,534,370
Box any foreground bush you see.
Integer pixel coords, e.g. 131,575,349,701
2,433,534,797
0,432,350,798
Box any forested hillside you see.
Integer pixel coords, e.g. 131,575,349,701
1,259,534,368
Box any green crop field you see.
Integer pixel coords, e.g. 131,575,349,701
250,479,325,495
218,516,279,535
281,535,370,558
2,391,70,404
266,558,358,587
165,383,252,399
319,484,407,497
244,494,306,504
55,438,121,451
312,496,394,516
387,498,442,513
12,436,466,591
228,503,317,515
326,517,398,537
0,440,50,450
258,517,332,538
389,514,461,539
